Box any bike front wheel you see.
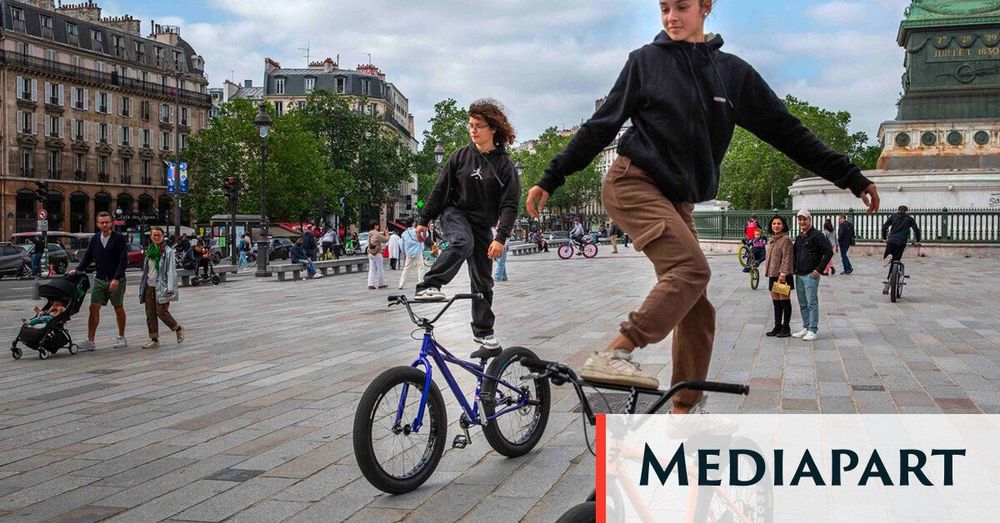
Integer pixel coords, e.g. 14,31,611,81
889,263,900,303
353,366,447,494
738,245,751,268
557,244,574,259
750,267,760,290
481,346,551,457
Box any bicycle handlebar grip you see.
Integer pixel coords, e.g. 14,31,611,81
690,381,750,395
518,354,552,371
388,295,403,303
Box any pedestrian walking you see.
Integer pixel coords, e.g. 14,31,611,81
821,219,837,275
524,0,879,411
139,226,185,349
792,210,833,341
836,214,855,275
388,230,401,270
414,99,520,352
69,211,130,351
609,221,621,253
238,234,252,270
367,223,389,289
30,233,46,277
764,215,793,338
398,218,426,289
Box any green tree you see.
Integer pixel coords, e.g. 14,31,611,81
516,127,602,225
185,99,329,223
717,95,877,209
414,99,470,206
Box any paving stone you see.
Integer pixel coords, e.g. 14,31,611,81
228,500,310,523
103,480,237,523
172,477,297,522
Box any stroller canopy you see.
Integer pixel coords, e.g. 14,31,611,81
39,273,90,302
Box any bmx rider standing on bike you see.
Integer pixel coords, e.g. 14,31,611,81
525,0,880,413
881,205,921,295
413,99,521,352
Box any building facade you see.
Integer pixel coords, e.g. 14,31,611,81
209,78,262,119
0,0,211,240
262,57,418,221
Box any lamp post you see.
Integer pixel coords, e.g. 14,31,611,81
254,103,272,278
434,142,444,165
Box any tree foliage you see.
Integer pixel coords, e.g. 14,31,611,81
515,127,602,222
413,99,470,206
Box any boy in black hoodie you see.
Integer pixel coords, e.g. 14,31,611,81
525,0,880,413
414,99,521,352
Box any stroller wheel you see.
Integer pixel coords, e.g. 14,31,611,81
12,348,22,360
38,348,49,360
69,343,79,355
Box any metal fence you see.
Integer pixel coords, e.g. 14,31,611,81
693,209,1000,243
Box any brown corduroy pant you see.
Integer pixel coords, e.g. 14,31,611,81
143,285,179,341
602,156,716,408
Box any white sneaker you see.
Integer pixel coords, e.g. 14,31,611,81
882,255,893,267
791,328,809,338
803,331,818,341
113,336,128,349
414,288,446,302
79,339,96,352
473,335,501,350
312,273,323,279
581,350,659,389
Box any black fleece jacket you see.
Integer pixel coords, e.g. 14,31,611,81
419,144,520,244
538,32,872,203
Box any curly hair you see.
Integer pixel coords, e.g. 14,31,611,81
468,98,516,146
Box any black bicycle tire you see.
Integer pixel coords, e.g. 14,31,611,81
482,347,551,457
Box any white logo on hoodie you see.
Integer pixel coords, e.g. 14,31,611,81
471,166,483,180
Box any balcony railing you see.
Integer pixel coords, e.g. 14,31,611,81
0,50,211,106
74,170,86,181
121,175,132,184
47,170,62,180
98,173,109,183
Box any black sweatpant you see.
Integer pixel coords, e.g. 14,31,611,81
417,207,495,337
884,240,905,279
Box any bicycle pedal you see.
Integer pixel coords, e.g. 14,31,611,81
452,433,471,449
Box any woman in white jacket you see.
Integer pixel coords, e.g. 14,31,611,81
388,231,402,270
139,226,184,349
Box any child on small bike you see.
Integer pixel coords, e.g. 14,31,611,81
743,228,767,272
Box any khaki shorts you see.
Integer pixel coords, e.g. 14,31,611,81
91,277,126,307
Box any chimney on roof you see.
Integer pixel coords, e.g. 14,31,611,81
101,14,141,36
265,58,281,73
57,1,102,23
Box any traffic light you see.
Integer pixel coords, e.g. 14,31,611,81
34,180,48,202
417,199,424,209
222,177,237,201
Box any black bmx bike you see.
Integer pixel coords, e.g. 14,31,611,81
887,242,918,303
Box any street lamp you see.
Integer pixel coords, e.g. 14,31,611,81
115,207,123,234
254,103,272,278
434,142,445,165
514,159,524,177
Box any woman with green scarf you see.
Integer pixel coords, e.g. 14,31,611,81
139,226,184,349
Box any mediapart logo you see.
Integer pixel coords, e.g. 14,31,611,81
601,415,1000,522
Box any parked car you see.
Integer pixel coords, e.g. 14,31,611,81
11,232,91,262
20,243,70,274
253,238,294,260
126,243,145,269
0,243,30,280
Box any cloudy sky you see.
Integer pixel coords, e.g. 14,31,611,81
108,0,912,144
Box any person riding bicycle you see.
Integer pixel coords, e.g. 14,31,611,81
524,0,880,413
742,228,767,273
413,99,521,353
570,219,586,245
881,205,921,295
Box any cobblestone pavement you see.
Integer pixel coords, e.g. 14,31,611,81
0,247,998,522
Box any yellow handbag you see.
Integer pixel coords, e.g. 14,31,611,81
772,281,791,296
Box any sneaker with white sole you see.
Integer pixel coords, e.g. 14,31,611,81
175,327,185,344
581,350,659,389
791,328,809,338
473,335,501,350
414,288,446,302
113,336,127,349
312,273,323,279
882,255,893,267
666,396,739,437
142,340,160,350
803,331,818,341
78,339,96,352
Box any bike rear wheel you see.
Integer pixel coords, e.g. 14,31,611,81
895,263,905,301
583,243,598,259
556,502,596,523
557,245,574,259
481,347,550,457
353,366,447,494
889,263,900,303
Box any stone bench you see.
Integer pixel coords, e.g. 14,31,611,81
177,264,237,287
271,257,369,281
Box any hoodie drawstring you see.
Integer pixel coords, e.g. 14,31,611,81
684,45,709,112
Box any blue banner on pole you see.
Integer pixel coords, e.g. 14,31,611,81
179,162,189,194
166,162,176,193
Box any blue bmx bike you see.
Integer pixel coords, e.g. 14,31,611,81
353,293,550,494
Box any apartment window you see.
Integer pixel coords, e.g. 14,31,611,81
45,49,57,62
75,154,85,174
46,82,62,105
297,101,305,110
96,61,105,73
17,111,34,134
40,14,53,38
74,120,85,140
180,134,188,150
142,159,151,183
336,77,346,94
99,123,109,143
275,77,285,95
154,47,163,67
363,79,370,96
16,41,31,56
141,71,148,83
369,103,377,116
47,115,61,137
21,148,33,176
66,22,78,37
72,87,85,109
11,7,25,31
173,51,181,69
48,150,60,177
160,104,171,123
121,157,131,182
161,131,170,150
305,77,315,93
142,129,150,148
112,35,125,58
275,101,284,116
15,76,35,101
98,156,108,175
141,100,150,120
120,126,130,146
181,107,189,126
135,42,145,61
71,55,82,68
98,92,109,113
121,96,131,117
91,29,103,43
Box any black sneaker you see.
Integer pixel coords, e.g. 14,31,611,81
765,326,781,337
776,326,792,338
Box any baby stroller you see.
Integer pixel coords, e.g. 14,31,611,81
11,273,90,360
